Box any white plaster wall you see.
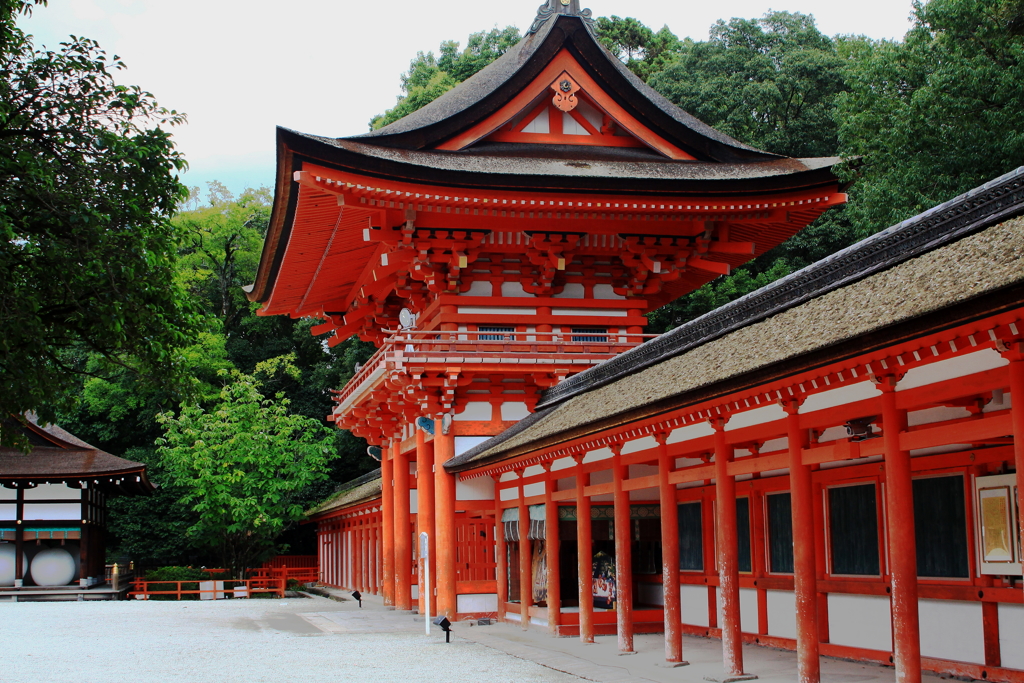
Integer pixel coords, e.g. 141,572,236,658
593,284,624,300
550,456,575,472
621,436,657,454
454,436,491,457
668,422,714,444
998,603,1024,670
523,465,545,478
411,584,419,599
766,590,797,639
455,476,494,502
458,593,498,612
458,306,536,315
552,283,585,298
556,475,577,492
638,582,664,606
680,584,710,627
801,381,881,413
524,482,545,498
907,405,970,427
828,594,892,652
409,488,417,514
23,483,76,500
460,280,492,296
0,504,14,520
583,447,613,463
918,599,985,664
23,503,80,520
726,404,786,431
628,464,660,501
501,281,533,297
500,487,518,501
454,402,492,421
501,402,530,421
740,587,758,633
760,437,788,453
589,469,613,502
0,487,16,500
898,348,1007,391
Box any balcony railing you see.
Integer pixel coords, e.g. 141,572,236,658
330,330,657,412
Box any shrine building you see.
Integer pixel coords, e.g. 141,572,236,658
248,2,1024,683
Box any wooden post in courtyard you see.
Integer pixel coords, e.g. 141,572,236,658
656,433,684,664
495,474,508,621
416,428,436,616
783,399,820,683
543,462,561,635
712,417,747,679
878,374,922,683
574,454,594,643
434,419,458,619
611,444,635,653
518,469,532,629
394,444,412,609
382,442,396,605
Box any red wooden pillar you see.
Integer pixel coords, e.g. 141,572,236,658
784,399,820,683
1003,344,1024,593
434,421,458,619
416,428,436,616
494,474,508,622
382,443,395,605
370,515,379,595
355,518,363,592
656,432,684,664
394,441,412,610
543,462,561,635
574,454,594,643
712,417,747,678
879,375,922,683
518,469,532,629
612,444,635,653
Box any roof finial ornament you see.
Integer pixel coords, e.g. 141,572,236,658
527,0,594,35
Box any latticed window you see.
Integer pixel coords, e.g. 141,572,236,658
571,327,607,342
478,325,515,341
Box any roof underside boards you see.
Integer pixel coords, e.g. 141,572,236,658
445,166,1024,472
352,14,774,163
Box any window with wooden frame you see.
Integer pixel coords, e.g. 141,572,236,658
828,482,881,576
913,474,969,578
570,327,607,343
477,325,515,341
736,496,752,573
767,492,794,574
677,501,703,571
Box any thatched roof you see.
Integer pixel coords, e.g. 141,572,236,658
446,166,1024,472
308,468,383,518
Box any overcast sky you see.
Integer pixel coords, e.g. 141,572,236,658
20,0,918,197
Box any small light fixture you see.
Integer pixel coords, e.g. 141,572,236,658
432,615,453,643
351,590,362,608
845,417,879,442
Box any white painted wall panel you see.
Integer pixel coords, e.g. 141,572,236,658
456,476,494,501
523,482,544,498
918,599,984,664
621,436,657,454
454,402,492,421
593,284,624,300
23,503,80,520
828,594,892,652
500,402,530,421
409,488,417,513
766,590,797,639
24,483,77,500
726,404,786,431
0,487,15,500
668,422,714,444
740,587,758,633
500,282,533,297
457,593,498,612
998,603,1024,670
0,504,15,520
801,381,881,413
583,447,613,463
898,348,1006,391
680,584,710,627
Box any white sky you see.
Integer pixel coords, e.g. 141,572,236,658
20,0,918,196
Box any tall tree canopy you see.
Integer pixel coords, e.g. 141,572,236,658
0,0,199,439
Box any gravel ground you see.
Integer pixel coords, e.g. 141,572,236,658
0,596,583,683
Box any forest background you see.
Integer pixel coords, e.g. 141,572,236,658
27,0,1024,566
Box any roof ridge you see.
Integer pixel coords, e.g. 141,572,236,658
534,165,1024,408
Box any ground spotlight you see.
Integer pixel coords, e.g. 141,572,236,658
351,590,362,607
432,615,452,643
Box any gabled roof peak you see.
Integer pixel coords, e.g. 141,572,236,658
527,0,595,35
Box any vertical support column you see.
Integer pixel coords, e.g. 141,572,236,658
543,462,561,635
713,417,750,680
370,516,379,594
382,443,396,606
518,469,532,629
879,375,921,683
612,444,635,653
14,488,23,586
1002,344,1024,593
574,454,594,643
394,442,412,610
783,399,819,683
495,474,508,621
416,428,436,616
355,517,364,592
434,420,458,619
656,433,684,664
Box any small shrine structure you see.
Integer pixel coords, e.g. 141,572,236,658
0,415,153,600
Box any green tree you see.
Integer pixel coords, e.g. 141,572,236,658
835,0,1024,234
156,357,336,576
370,26,520,130
0,0,198,441
595,16,682,81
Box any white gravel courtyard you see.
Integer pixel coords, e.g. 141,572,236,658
0,595,583,683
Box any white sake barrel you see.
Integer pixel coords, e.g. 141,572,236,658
0,544,27,586
30,547,76,586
